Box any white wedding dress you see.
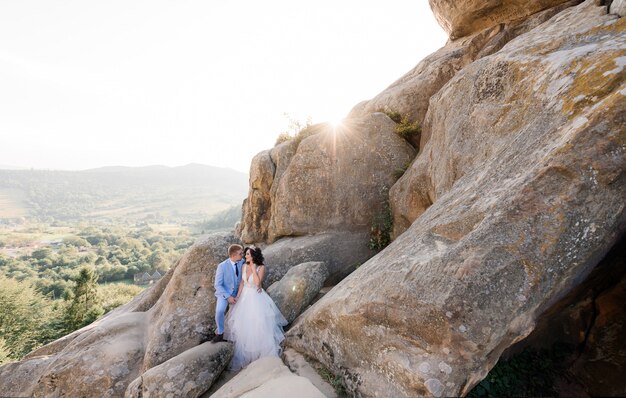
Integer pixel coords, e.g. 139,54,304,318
224,264,288,370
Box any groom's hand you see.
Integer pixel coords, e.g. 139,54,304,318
227,296,237,304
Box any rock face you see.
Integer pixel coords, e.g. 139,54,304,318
239,113,416,244
610,0,626,15
351,1,580,147
286,2,626,397
428,0,575,39
262,232,375,286
504,236,626,396
210,357,326,398
0,232,243,397
267,262,329,323
125,342,233,398
238,150,275,244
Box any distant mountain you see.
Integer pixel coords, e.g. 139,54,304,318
0,164,248,223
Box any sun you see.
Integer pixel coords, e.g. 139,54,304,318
328,116,345,130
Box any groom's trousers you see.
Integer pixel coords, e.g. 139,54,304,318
215,296,229,335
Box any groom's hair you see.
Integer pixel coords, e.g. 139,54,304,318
228,244,243,256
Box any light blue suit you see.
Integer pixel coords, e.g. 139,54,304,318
214,258,244,335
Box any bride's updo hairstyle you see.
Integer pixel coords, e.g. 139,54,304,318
244,246,265,266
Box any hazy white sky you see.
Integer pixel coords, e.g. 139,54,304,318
0,1,447,173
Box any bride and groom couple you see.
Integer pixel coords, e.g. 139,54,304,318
212,244,287,370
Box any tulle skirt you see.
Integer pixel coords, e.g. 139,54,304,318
224,285,288,370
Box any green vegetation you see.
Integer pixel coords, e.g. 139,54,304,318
0,276,64,361
305,356,348,397
379,109,421,142
0,164,247,224
0,164,247,364
395,116,421,140
274,114,315,147
0,223,194,298
467,343,574,398
0,222,197,364
63,267,104,331
193,205,241,234
369,188,393,252
393,161,412,180
275,132,292,146
379,109,402,123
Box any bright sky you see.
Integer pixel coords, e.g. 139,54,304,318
0,1,447,173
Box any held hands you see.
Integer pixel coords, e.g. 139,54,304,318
228,296,237,305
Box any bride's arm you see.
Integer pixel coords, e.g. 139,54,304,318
254,265,266,292
250,264,264,291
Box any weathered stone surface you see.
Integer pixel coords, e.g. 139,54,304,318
239,113,416,245
429,0,575,39
287,2,626,396
0,355,55,398
33,312,147,397
268,113,415,241
239,151,275,243
350,26,500,144
283,348,339,398
261,232,375,286
503,236,626,396
267,262,329,323
125,342,233,398
211,356,325,398
350,1,579,148
142,231,242,371
610,0,626,16
0,231,241,397
391,0,625,239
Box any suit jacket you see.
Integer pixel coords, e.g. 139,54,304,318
214,258,244,300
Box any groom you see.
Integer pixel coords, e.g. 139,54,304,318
212,244,244,343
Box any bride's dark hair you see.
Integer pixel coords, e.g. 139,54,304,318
244,246,265,266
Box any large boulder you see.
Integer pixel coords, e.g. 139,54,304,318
610,0,626,15
142,231,241,371
262,232,375,287
390,0,626,238
239,113,416,244
350,1,579,148
238,151,275,243
125,342,233,398
428,0,576,39
286,2,626,397
267,262,329,323
210,356,326,398
0,231,243,397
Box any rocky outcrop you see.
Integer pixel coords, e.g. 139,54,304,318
501,236,626,396
391,0,625,239
210,357,326,398
262,232,375,286
428,0,575,39
125,342,233,398
350,1,580,148
267,262,329,323
286,2,626,397
239,113,416,244
283,348,339,398
238,151,275,244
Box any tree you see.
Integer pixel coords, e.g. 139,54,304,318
63,267,104,331
0,276,62,363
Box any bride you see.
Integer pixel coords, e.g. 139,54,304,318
224,246,288,370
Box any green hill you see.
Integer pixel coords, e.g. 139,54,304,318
0,164,248,224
